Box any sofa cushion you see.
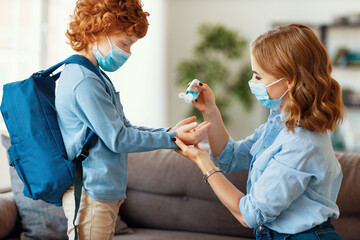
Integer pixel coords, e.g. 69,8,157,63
9,161,69,240
121,144,254,238
0,191,18,239
333,151,360,240
113,228,253,240
1,134,131,239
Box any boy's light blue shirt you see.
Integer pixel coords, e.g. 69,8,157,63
211,108,342,234
55,63,178,201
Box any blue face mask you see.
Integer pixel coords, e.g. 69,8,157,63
93,36,131,72
248,77,289,109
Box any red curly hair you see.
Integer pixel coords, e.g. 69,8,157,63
66,0,149,53
251,24,344,133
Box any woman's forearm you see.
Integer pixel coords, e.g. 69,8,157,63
203,107,229,157
197,159,248,227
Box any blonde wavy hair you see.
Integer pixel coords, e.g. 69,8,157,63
251,24,344,133
66,0,149,53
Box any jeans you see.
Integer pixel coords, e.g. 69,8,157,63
255,219,342,240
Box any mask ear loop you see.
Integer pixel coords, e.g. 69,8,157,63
266,77,285,88
272,86,289,110
279,77,289,101
279,88,289,100
95,36,113,58
106,36,113,47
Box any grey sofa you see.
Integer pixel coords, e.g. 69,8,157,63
1,134,360,239
117,145,253,240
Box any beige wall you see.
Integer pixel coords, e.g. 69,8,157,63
1,0,360,185
166,0,360,141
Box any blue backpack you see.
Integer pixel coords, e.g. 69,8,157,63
0,55,107,238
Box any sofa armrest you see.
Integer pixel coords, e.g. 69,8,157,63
0,185,12,194
0,191,19,239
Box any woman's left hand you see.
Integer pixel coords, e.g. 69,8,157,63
174,136,248,228
174,137,213,166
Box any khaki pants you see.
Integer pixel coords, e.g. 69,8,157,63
62,185,124,240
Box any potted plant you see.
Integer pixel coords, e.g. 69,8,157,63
176,23,253,123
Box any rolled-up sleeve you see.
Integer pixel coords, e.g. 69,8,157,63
73,77,177,153
239,140,317,228
210,124,265,173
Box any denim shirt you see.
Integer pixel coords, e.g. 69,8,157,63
211,109,342,234
55,63,177,201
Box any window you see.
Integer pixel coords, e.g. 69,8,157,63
0,0,168,131
0,0,43,130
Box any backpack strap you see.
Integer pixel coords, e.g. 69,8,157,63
41,54,103,79
72,131,98,240
63,54,106,81
45,55,102,240
64,56,101,240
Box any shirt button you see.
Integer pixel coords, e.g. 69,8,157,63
270,120,273,124
262,146,266,149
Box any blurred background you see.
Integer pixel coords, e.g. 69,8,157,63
1,0,360,184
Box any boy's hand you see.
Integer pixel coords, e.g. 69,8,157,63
175,121,211,145
168,116,197,132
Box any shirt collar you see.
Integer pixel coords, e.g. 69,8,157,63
269,108,287,122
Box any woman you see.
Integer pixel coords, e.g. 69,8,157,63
56,0,210,239
174,24,344,239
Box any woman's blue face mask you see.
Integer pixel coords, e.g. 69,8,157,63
93,36,131,72
248,77,289,109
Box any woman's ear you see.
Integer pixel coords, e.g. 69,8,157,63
286,79,291,88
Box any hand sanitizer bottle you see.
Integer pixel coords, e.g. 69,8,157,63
178,79,201,103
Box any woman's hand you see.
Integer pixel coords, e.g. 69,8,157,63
174,137,215,170
192,83,217,115
175,121,211,146
190,82,229,157
168,116,197,132
174,137,248,228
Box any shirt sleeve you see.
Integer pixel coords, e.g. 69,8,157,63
239,139,318,228
122,115,169,132
210,123,266,173
72,77,178,153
